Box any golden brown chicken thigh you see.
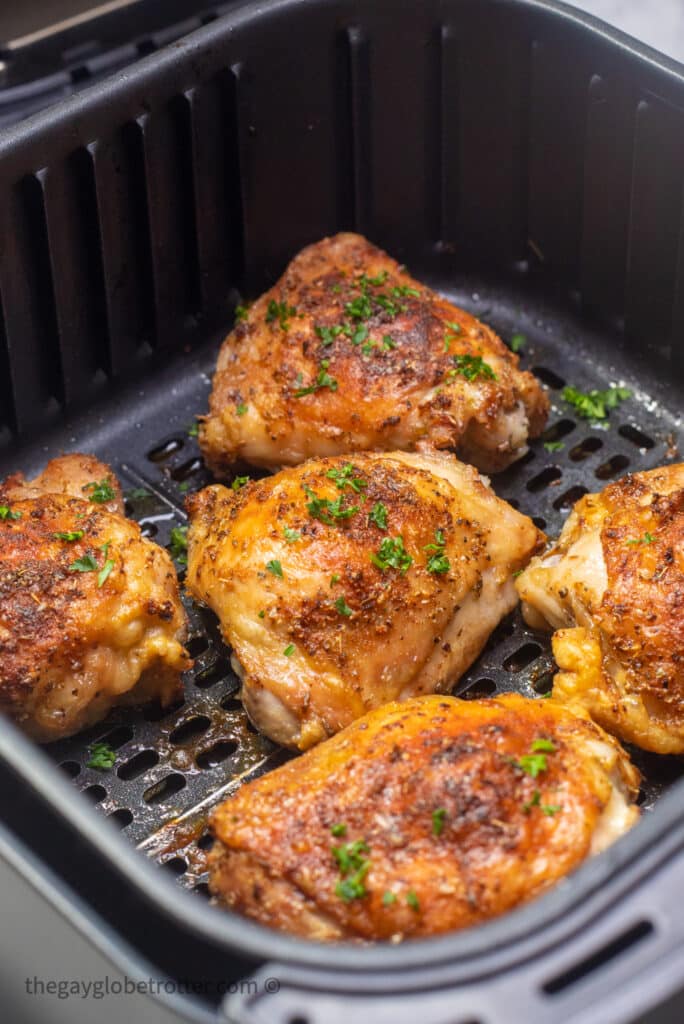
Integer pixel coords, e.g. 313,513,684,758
200,233,548,475
516,464,684,754
0,455,191,741
208,693,640,942
186,450,543,750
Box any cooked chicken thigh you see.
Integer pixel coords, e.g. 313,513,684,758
186,451,543,750
516,464,684,754
208,693,640,941
0,455,191,741
200,233,548,475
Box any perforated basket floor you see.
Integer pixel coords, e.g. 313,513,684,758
42,273,684,899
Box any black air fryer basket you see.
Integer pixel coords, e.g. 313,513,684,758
1,1,684,1022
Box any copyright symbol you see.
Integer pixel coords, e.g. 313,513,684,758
264,978,280,994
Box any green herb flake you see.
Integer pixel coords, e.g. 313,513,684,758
234,302,251,323
543,441,565,453
231,475,250,492
97,559,115,588
266,559,283,578
369,502,388,530
187,422,199,438
87,742,116,771
326,464,367,493
449,354,497,382
406,891,420,911
510,333,526,353
332,839,371,903
542,804,562,817
516,753,548,778
294,359,339,398
315,324,344,347
351,324,369,347
530,738,556,753
179,481,191,493
334,596,353,617
304,487,359,526
236,403,248,417
266,298,297,331
330,574,341,587
283,527,301,543
371,535,413,573
446,321,462,334
82,478,116,504
561,384,631,422
331,823,347,837
627,532,656,546
258,610,266,619
424,529,450,574
522,790,541,814
382,891,397,906
283,643,296,657
432,808,447,837
69,554,99,574
168,526,189,566
53,530,84,542
0,506,22,521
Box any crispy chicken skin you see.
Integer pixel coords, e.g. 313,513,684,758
0,455,191,742
516,464,684,754
208,693,640,942
186,451,543,750
200,233,548,475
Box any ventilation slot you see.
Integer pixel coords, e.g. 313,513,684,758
595,454,630,480
543,920,654,995
504,643,542,672
117,749,159,780
532,366,565,389
527,466,562,492
143,773,187,805
569,437,603,461
618,424,655,450
553,485,588,511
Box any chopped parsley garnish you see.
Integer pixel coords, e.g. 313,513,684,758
510,333,526,353
522,790,541,813
330,574,341,587
266,299,297,331
326,464,367,493
179,481,191,493
371,535,413,573
331,823,347,837
432,808,447,837
266,559,283,578
449,354,497,382
363,270,388,287
333,839,371,903
406,891,420,911
304,487,359,525
382,891,397,906
391,285,420,298
316,324,344,347
69,554,99,574
231,475,250,491
522,789,562,816
283,527,301,543
187,422,199,438
334,596,353,617
294,360,338,398
351,324,369,346
53,530,84,542
516,754,549,778
98,559,115,588
424,529,450,574
530,738,556,753
82,478,116,504
542,803,562,817
0,506,22,521
345,293,374,321
382,334,396,350
168,526,188,565
236,403,248,417
561,384,631,422
87,742,116,771
258,610,265,619
446,321,462,333
234,302,251,323
627,532,656,546
543,441,564,452
369,502,388,530
283,643,295,657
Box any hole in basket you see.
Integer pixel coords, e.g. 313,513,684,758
163,856,187,876
532,366,565,390
171,457,203,482
117,749,159,780
198,832,214,850
504,643,542,672
220,695,243,713
532,516,547,531
595,454,630,480
169,715,211,745
60,760,80,778
147,437,184,463
98,725,134,749
139,520,159,538
143,697,185,722
195,658,231,688
288,1016,310,1024
553,485,588,512
83,784,106,804
531,669,554,695
143,773,186,805
541,419,576,442
108,809,133,829
187,634,210,658
569,437,603,462
543,920,654,995
193,882,211,899
197,740,239,769
618,424,655,450
526,467,562,492
518,449,536,467
463,678,497,699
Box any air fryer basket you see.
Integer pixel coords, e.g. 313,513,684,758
1,1,684,1022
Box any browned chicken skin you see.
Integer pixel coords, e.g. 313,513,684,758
516,464,684,754
0,455,191,741
200,233,549,475
186,450,544,750
209,693,640,942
